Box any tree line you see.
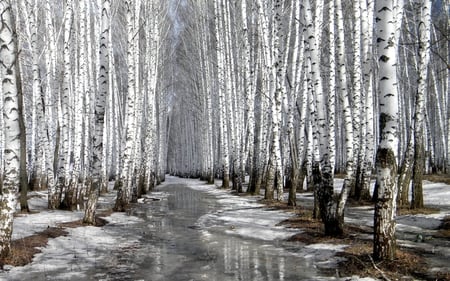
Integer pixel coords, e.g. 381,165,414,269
0,0,448,264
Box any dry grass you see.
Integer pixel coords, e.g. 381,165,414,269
0,227,68,268
262,199,450,281
336,242,431,280
436,215,450,239
0,213,109,269
58,216,108,228
397,206,441,216
424,174,450,185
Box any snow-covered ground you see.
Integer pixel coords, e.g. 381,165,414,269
0,176,448,280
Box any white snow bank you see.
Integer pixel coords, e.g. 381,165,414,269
12,210,84,240
2,224,142,281
188,181,298,241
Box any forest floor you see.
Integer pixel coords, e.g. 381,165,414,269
270,202,450,281
261,176,450,281
0,176,449,280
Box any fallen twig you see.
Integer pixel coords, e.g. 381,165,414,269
368,255,391,281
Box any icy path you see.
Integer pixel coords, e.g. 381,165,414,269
5,176,448,280
1,176,351,281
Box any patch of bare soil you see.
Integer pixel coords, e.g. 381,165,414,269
436,215,450,239
58,216,108,228
0,213,110,269
397,206,441,216
336,241,433,281
424,174,450,185
265,201,450,281
0,227,68,268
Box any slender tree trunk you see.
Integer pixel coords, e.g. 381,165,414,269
0,0,21,257
17,50,28,213
214,0,230,189
84,0,111,224
373,0,401,261
115,0,137,211
360,0,375,201
411,0,432,209
58,0,74,210
398,133,414,207
45,0,59,209
334,0,354,235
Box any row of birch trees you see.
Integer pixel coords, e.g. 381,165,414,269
165,0,449,261
0,0,172,257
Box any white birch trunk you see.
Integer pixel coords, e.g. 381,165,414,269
214,0,230,189
334,0,355,234
0,0,20,257
57,0,74,210
45,0,59,209
361,0,375,200
115,0,137,210
411,0,432,209
373,0,401,261
21,0,44,191
84,0,110,223
352,0,363,195
305,0,335,233
264,0,285,201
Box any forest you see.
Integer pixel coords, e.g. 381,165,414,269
0,0,449,276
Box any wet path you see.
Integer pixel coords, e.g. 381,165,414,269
90,181,321,281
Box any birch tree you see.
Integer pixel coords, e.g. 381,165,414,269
214,0,230,189
264,0,286,201
333,0,355,234
115,0,137,211
411,0,432,209
84,0,111,224
20,0,44,192
304,0,337,234
57,0,74,210
360,0,375,201
373,0,402,261
0,0,21,257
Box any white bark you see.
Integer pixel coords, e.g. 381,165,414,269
214,0,230,188
411,0,432,209
352,0,363,173
361,0,375,198
264,0,286,201
373,0,401,261
57,0,74,209
0,0,20,257
20,0,44,189
335,0,354,230
84,0,110,223
115,0,137,210
44,0,58,209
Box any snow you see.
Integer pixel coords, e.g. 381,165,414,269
1,177,449,281
13,209,84,240
189,181,299,241
4,204,144,280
